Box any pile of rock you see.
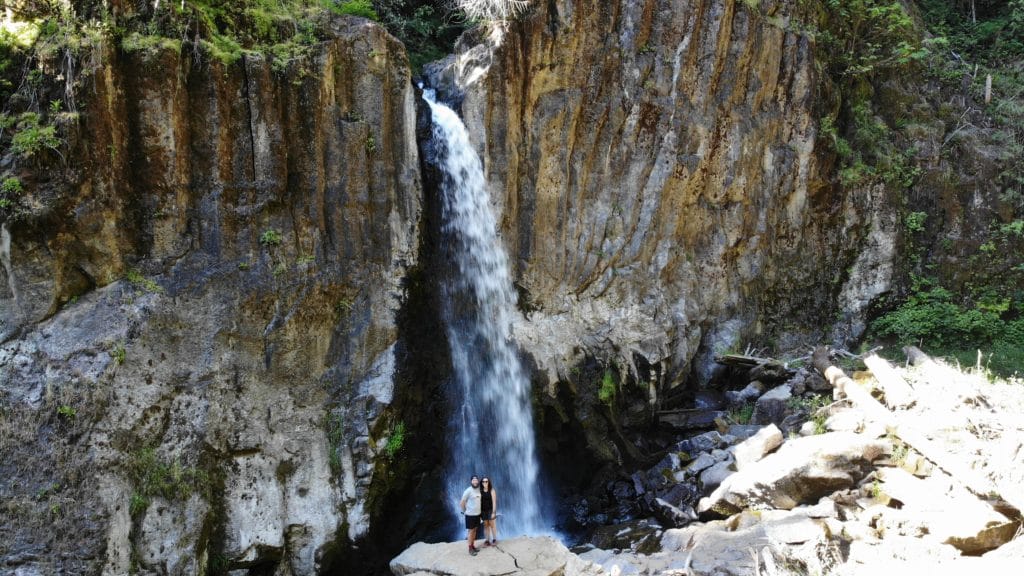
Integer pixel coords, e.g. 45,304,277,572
392,350,1024,575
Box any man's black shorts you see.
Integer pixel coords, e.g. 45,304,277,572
464,514,481,530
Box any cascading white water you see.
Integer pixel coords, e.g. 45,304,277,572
422,90,547,537
1,224,18,312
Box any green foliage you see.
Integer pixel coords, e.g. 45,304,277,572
871,276,1024,376
818,0,926,79
597,369,616,405
326,0,379,20
260,228,283,246
126,447,211,518
129,492,149,517
121,32,183,56
1,177,23,195
889,435,909,466
920,1,1024,205
810,2,929,189
905,211,927,233
728,403,755,425
868,479,882,499
0,177,22,211
373,1,467,72
125,269,163,293
56,405,76,419
788,394,830,434
202,34,245,66
325,411,344,473
999,220,1024,237
112,342,126,365
384,420,405,459
10,113,61,158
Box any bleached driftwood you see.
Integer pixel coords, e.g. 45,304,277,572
812,346,1021,516
863,354,916,409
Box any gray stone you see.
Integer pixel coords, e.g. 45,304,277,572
389,537,602,576
749,362,792,383
733,423,784,470
806,373,832,392
659,483,700,509
698,432,887,517
686,452,717,475
629,471,649,496
659,409,726,431
796,497,839,519
763,515,828,545
675,431,726,455
651,498,698,528
753,385,792,426
725,380,767,406
726,425,764,442
875,467,1017,554
699,458,735,494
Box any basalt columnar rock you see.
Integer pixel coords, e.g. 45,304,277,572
0,17,421,575
440,0,866,392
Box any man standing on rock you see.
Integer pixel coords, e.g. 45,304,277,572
459,475,483,555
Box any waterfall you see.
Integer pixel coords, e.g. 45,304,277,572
422,90,547,537
1,223,18,313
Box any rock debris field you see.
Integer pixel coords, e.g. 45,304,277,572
391,348,1024,575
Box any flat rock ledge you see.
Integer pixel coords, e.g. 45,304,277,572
389,536,601,576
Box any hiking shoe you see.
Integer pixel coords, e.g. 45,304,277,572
469,546,478,556
483,541,491,547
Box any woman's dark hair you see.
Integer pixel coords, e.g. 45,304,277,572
481,477,493,491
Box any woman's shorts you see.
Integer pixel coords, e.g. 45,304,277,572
465,514,481,530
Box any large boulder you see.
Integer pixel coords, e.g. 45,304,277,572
698,432,886,517
874,467,1017,554
660,510,832,576
390,537,600,576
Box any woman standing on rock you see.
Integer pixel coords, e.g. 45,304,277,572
480,476,498,546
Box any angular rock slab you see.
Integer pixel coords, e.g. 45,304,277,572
390,536,600,576
661,510,832,576
876,467,1017,554
698,432,886,517
733,423,783,470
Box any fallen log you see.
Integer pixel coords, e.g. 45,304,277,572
658,409,727,431
812,346,1022,518
713,354,768,368
863,354,915,409
715,354,795,383
811,346,854,401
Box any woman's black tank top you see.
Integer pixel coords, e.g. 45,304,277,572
481,488,493,513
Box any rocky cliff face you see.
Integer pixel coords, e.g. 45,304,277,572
0,18,420,575
448,0,884,392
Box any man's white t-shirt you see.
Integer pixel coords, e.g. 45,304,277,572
462,486,482,516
